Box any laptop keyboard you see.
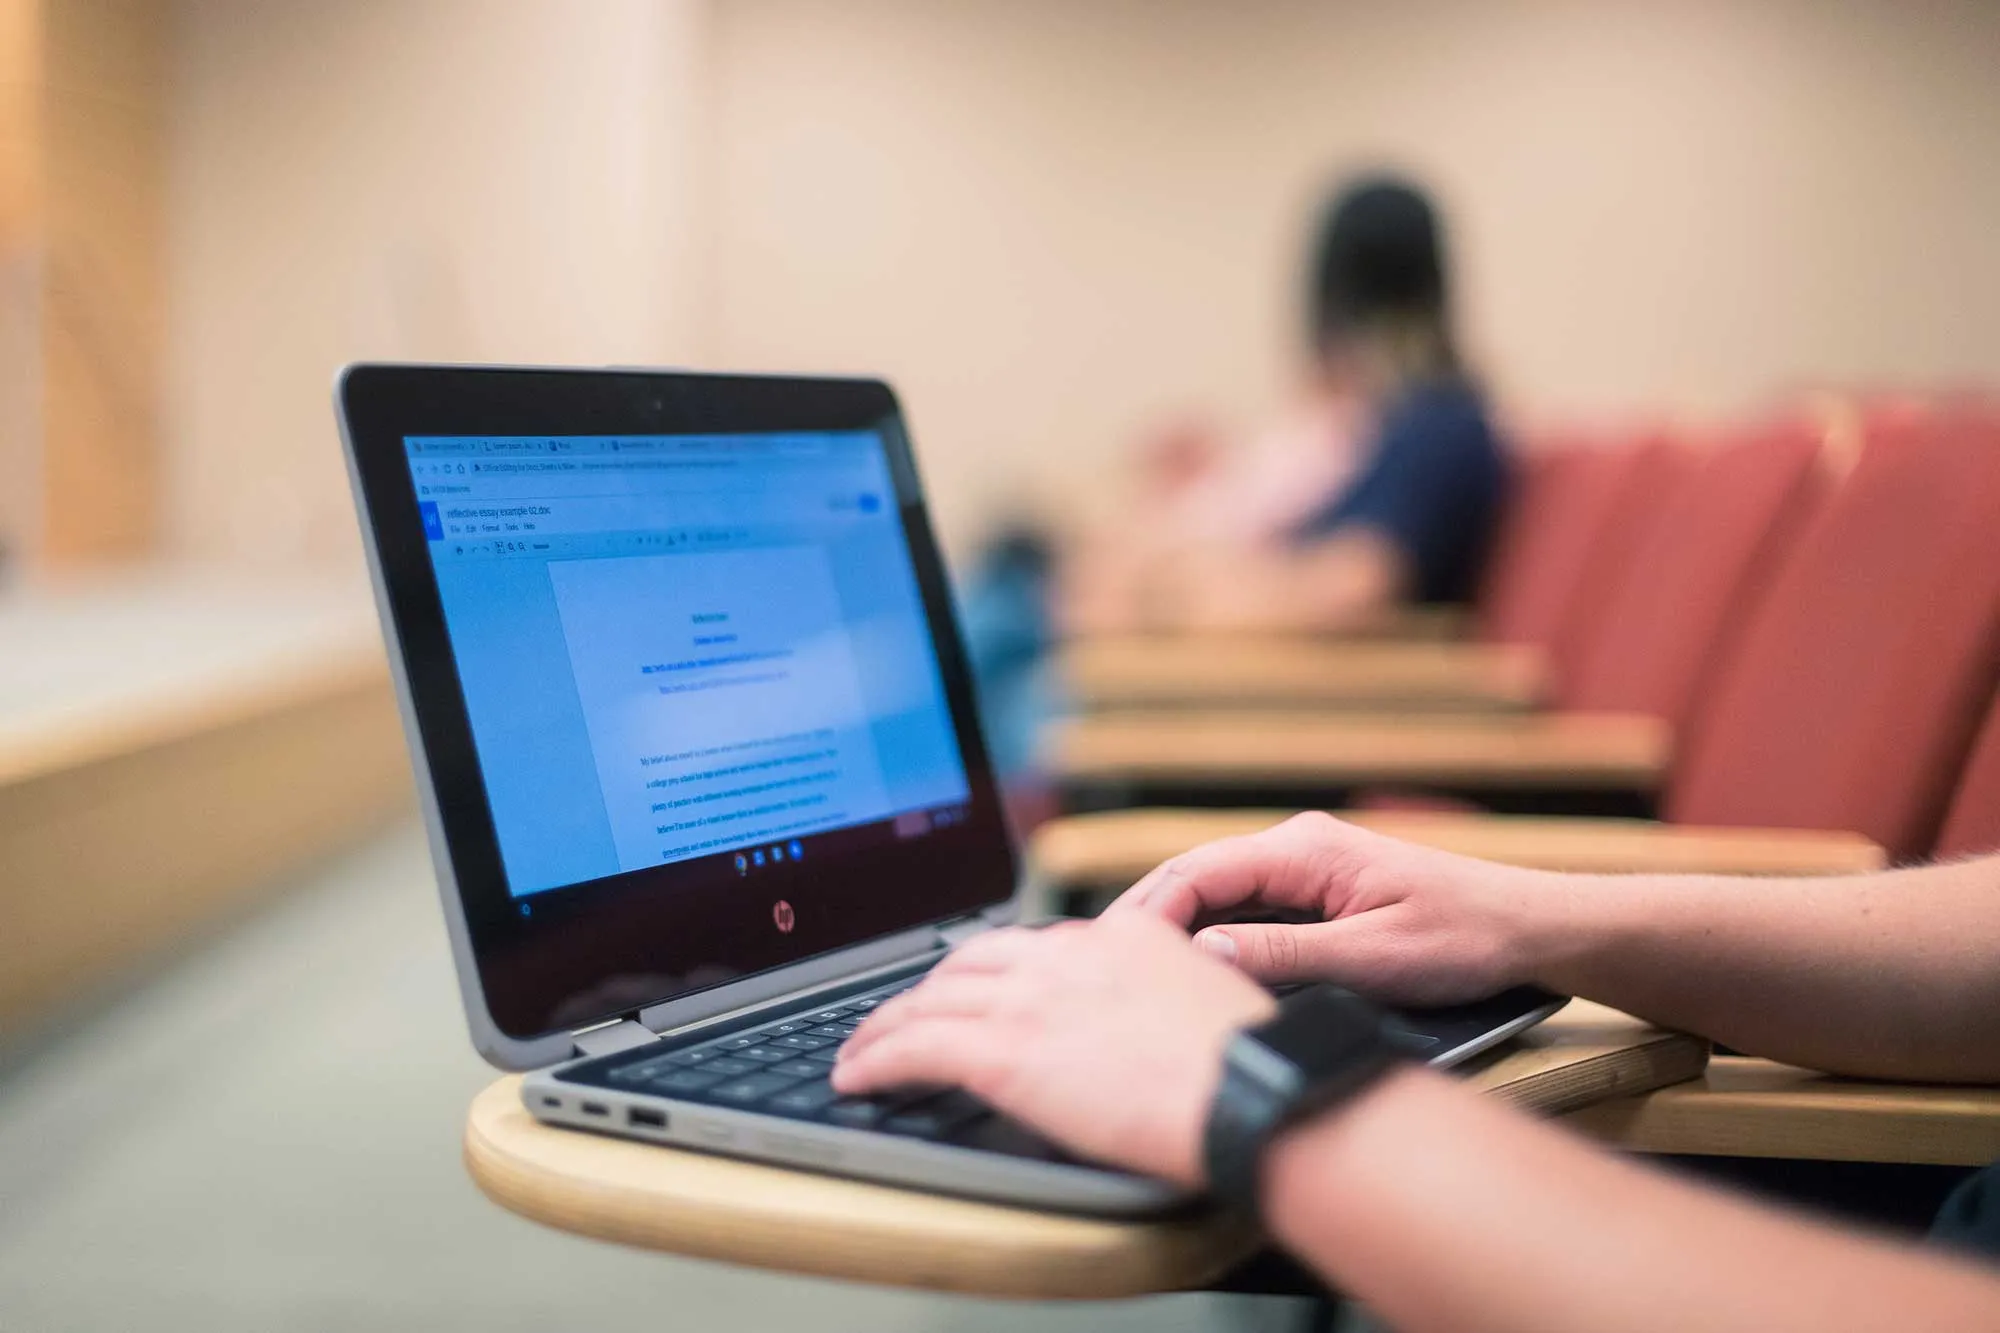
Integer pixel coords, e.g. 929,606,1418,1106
587,973,1004,1144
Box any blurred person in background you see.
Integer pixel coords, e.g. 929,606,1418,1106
1059,172,1509,634
835,816,2000,1330
959,173,1509,804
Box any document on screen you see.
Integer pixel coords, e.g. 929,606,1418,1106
547,547,894,872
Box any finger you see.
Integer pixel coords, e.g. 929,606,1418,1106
930,923,1066,978
1107,812,1350,927
1194,912,1407,988
831,1018,999,1097
843,974,1008,1060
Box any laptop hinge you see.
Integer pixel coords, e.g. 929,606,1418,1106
570,1018,659,1059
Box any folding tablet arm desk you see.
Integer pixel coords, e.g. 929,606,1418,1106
464,1002,1707,1300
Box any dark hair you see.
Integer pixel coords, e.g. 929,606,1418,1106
1308,174,1452,353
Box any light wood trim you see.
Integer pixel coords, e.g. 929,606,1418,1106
463,1001,1703,1299
1030,809,1887,889
1565,1057,2000,1167
0,655,412,1030
38,0,167,563
1050,710,1670,790
1061,638,1546,712
0,0,42,246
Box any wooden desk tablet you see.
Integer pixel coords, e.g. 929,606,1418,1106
1030,809,1888,891
464,1002,1707,1299
1049,710,1672,795
1061,638,1546,713
1566,1058,2000,1167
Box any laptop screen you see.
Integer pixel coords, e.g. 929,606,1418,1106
404,431,974,900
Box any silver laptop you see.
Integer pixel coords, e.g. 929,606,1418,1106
336,363,1563,1217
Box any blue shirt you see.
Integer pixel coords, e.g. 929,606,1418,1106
1289,379,1509,605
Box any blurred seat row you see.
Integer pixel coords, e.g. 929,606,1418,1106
1035,401,2000,899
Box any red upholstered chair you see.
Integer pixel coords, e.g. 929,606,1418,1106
1934,691,2000,859
1664,419,2000,860
1561,421,1832,731
1542,440,1698,698
1474,437,1662,651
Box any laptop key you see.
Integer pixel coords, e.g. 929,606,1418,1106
766,1079,841,1116
800,1049,840,1065
885,1091,989,1139
668,1047,739,1068
692,1056,757,1078
608,1054,681,1084
736,1046,792,1065
806,1007,853,1023
646,1068,727,1095
824,1098,894,1128
715,1035,763,1051
809,1024,855,1039
770,1033,832,1051
769,1058,824,1079
706,1072,805,1105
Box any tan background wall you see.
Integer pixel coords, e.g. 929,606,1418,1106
3,0,168,570
163,0,709,567
161,0,2000,568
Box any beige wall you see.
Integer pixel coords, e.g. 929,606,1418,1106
163,0,708,567
707,0,2000,550
160,0,2000,567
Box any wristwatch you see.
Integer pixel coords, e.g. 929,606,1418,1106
1202,985,1406,1216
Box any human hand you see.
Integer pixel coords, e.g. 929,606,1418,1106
1106,811,1551,1005
831,912,1276,1187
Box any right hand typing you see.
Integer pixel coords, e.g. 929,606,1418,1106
1103,811,1555,1006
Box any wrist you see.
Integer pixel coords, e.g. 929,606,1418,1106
1259,1063,1435,1237
1201,986,1404,1212
1491,862,1592,995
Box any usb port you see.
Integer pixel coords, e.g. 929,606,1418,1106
581,1101,609,1117
627,1106,668,1129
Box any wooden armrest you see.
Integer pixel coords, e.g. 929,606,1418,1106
1060,638,1546,712
1566,1056,2000,1167
462,1002,1702,1299
1048,709,1670,792
1030,808,1887,890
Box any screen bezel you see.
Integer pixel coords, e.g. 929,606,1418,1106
340,365,1018,1041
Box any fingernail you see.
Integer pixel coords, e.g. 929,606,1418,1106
1195,930,1237,962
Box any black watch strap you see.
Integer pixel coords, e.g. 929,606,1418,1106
1202,986,1404,1216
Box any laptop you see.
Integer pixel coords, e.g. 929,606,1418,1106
336,363,1564,1217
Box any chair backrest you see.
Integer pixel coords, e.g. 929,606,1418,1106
1543,439,1700,697
1561,421,1830,728
1934,690,2000,859
1474,436,1660,650
1665,419,2000,859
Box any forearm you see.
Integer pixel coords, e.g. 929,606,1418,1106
1518,857,2000,1080
1265,1067,2000,1333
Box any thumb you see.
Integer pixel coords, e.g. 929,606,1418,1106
1195,919,1357,986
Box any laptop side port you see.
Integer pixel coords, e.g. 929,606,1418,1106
627,1106,668,1129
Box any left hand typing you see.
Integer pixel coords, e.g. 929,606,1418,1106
830,912,1276,1186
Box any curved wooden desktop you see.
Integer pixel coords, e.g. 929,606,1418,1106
465,1001,1707,1300
1030,808,1889,889
1048,709,1672,793
1061,638,1546,713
